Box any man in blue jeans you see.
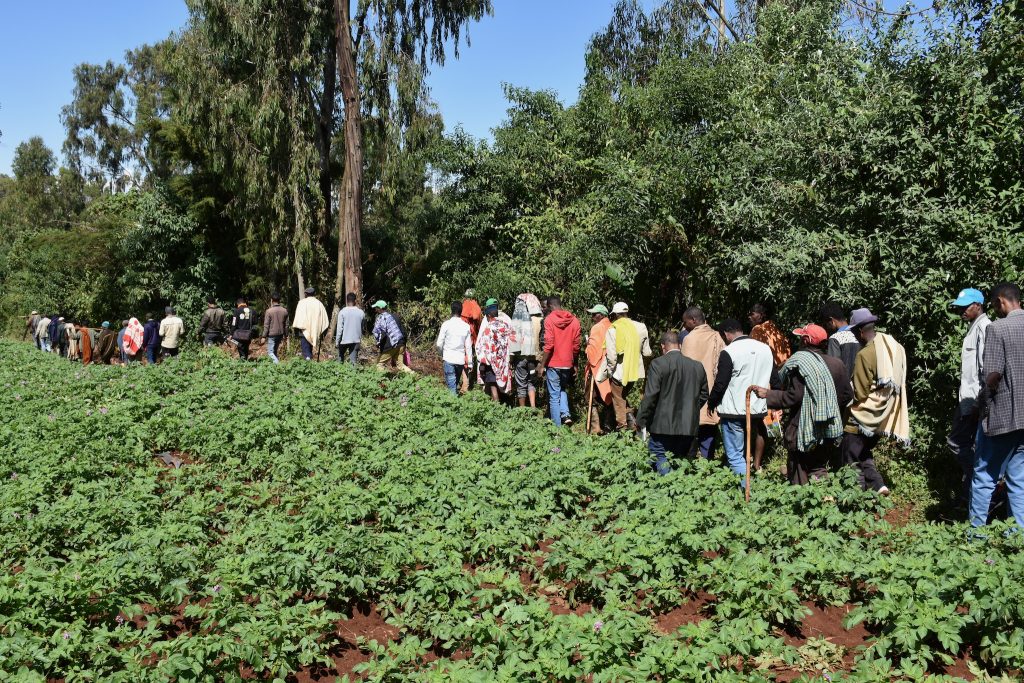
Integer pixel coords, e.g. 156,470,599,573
707,319,779,485
436,301,472,395
972,283,1024,529
536,297,581,427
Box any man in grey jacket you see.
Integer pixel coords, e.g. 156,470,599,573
637,331,709,475
948,287,991,509
263,293,290,363
335,292,365,366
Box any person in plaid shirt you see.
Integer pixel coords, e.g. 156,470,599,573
973,283,1024,529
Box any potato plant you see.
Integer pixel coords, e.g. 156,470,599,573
0,341,1021,682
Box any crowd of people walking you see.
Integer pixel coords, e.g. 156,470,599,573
23,282,1024,530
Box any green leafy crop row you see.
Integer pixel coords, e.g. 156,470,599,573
0,341,1020,682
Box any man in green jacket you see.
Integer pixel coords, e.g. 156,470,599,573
637,330,709,475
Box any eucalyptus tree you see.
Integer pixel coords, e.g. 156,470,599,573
331,0,492,309
174,0,338,300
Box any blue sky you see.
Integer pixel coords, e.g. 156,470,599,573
0,0,670,175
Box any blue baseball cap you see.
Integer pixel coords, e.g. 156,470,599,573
951,288,984,307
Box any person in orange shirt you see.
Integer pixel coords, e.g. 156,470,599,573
749,302,792,470
461,289,483,392
584,305,614,434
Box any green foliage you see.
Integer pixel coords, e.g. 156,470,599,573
1,341,1022,680
0,191,215,334
415,0,1024,506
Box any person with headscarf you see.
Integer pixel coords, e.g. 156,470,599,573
124,317,145,362
510,293,544,408
292,287,330,360
95,322,119,364
460,290,483,392
476,304,514,401
748,302,793,470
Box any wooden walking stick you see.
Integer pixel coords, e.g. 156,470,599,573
744,385,756,503
585,369,596,435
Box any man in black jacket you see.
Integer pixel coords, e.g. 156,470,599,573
231,297,255,360
637,331,710,475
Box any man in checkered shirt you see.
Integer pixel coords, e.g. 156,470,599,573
973,282,1024,529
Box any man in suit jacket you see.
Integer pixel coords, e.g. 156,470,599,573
637,330,710,475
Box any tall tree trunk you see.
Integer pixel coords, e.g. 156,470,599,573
318,28,337,280
335,0,364,309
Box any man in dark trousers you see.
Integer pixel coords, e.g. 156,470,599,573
753,324,853,485
263,292,290,363
199,297,228,347
637,330,709,475
230,296,255,361
142,314,160,365
818,302,859,378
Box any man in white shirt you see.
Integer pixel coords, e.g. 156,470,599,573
706,318,778,485
158,306,185,358
948,287,992,509
436,301,473,395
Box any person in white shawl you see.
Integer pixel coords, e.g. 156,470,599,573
841,308,910,495
509,293,543,407
292,287,330,360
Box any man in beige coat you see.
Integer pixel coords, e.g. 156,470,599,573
681,306,724,458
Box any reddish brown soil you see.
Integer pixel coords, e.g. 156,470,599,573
654,592,713,633
882,502,916,528
289,602,399,682
780,602,870,650
547,594,593,616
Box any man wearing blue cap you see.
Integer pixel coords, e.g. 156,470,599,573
948,287,991,511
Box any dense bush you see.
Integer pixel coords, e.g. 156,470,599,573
0,190,216,335
415,0,1024,481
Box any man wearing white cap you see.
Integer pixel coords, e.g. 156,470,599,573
604,302,652,431
948,287,991,510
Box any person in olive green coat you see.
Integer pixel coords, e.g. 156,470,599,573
637,330,709,475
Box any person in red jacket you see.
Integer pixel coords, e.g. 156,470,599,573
537,296,582,427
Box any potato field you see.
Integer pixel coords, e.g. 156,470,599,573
1,342,1022,682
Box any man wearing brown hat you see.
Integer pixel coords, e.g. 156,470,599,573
754,324,852,485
